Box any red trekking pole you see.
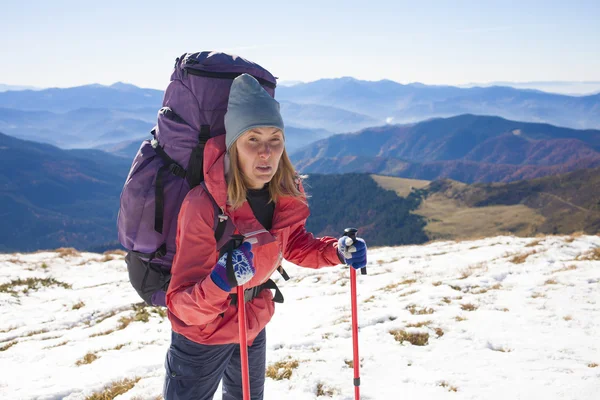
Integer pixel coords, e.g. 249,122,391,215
237,283,251,400
228,234,251,400
343,228,367,400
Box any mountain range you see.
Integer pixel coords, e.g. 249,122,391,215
1,78,599,152
2,129,599,252
407,166,600,240
0,132,130,252
291,114,600,183
275,77,600,130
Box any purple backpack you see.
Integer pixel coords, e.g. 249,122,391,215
117,52,281,306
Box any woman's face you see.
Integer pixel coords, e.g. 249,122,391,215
235,127,284,189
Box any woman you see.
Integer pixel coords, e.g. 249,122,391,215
164,74,367,400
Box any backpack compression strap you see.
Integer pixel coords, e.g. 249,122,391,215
151,125,211,234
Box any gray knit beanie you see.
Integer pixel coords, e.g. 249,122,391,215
224,73,284,151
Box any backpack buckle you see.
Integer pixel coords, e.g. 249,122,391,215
168,163,185,178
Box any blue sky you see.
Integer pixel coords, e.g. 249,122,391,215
1,0,599,90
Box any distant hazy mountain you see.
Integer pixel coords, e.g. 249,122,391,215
0,132,130,252
0,107,156,148
0,82,163,112
0,84,42,92
279,101,380,132
3,79,600,150
459,81,600,95
291,114,600,183
277,77,600,130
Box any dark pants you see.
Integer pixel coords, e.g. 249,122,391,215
163,329,267,400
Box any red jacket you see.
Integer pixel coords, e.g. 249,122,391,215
166,135,341,345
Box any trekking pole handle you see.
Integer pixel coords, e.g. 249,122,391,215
343,228,367,275
224,234,247,288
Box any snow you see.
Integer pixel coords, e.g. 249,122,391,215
1,235,599,399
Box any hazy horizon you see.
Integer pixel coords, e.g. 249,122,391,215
2,79,600,96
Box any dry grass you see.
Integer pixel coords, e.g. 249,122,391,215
333,316,350,325
390,329,430,346
72,301,85,310
406,320,432,328
435,327,444,337
0,326,18,333
89,304,163,337
363,295,376,303
24,328,49,337
0,277,72,295
577,248,600,261
76,352,99,366
55,247,80,258
544,279,558,285
43,340,69,349
399,289,419,297
455,316,467,322
588,363,599,368
84,377,141,400
0,341,17,351
449,285,462,291
381,279,417,292
442,297,452,304
526,239,543,247
266,358,300,380
414,188,544,241
551,264,577,273
461,303,478,311
566,232,584,243
111,343,130,351
563,315,573,321
459,269,473,280
91,310,118,326
438,381,458,392
510,250,537,264
406,304,435,315
316,382,336,397
459,262,488,280
103,249,126,257
432,281,443,286
531,292,546,299
371,175,430,197
472,283,502,294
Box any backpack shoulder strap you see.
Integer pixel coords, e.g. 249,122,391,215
199,182,231,248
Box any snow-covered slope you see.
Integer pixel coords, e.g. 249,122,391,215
1,235,599,399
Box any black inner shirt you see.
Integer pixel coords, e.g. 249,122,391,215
246,184,275,231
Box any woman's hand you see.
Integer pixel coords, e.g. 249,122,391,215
337,237,367,269
210,242,256,292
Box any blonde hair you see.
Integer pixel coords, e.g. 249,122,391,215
227,145,306,210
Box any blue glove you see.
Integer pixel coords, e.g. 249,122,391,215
210,242,255,292
338,237,367,269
